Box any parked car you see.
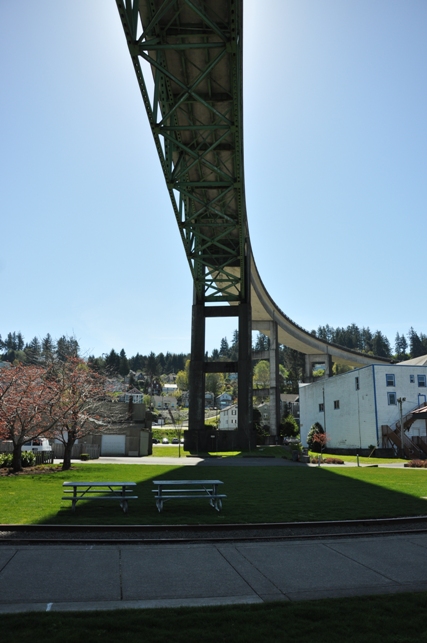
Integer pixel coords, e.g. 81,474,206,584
171,438,179,444
162,437,169,444
22,438,52,452
152,438,159,444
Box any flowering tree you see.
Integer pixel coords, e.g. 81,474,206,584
0,363,61,471
53,358,109,471
312,431,329,460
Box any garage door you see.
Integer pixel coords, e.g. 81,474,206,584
101,434,126,456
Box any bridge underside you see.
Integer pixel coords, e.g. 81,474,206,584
116,0,392,449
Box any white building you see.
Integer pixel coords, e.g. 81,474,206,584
219,405,238,430
152,395,178,410
299,363,427,451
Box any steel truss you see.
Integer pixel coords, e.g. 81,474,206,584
116,0,248,303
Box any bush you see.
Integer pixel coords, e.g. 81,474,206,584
80,453,90,461
404,459,427,468
280,414,299,439
21,451,36,467
306,422,324,452
0,453,12,468
0,451,35,468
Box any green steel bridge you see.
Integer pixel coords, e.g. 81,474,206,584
116,0,391,448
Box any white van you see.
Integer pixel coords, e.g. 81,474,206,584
22,437,52,452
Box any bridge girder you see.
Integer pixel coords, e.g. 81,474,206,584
116,0,248,304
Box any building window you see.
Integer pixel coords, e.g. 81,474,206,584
410,375,415,383
355,377,359,390
386,374,395,387
319,403,324,412
388,392,397,405
334,400,340,410
418,375,427,387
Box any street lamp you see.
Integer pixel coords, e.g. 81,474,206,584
397,397,406,457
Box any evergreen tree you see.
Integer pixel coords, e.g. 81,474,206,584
56,335,79,361
229,329,239,360
371,331,391,358
395,333,408,361
41,334,55,363
360,327,373,353
408,328,427,358
104,349,120,374
146,352,159,377
24,337,42,363
219,337,230,358
118,349,129,377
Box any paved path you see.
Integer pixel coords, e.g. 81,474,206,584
1,533,427,613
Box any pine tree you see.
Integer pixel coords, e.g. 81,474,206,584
118,349,129,377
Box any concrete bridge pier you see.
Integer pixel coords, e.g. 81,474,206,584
305,353,333,382
253,321,281,443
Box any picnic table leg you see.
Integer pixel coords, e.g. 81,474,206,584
156,486,163,512
72,487,77,512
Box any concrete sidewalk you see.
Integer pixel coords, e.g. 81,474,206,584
1,533,427,614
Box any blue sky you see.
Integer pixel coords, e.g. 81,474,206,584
1,1,426,359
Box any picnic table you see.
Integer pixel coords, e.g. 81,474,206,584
62,481,137,513
152,479,225,512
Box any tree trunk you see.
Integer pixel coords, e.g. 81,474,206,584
12,444,23,472
62,438,76,471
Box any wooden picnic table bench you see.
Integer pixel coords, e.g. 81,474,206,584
152,479,225,512
62,481,137,513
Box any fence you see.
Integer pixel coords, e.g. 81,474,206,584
34,451,54,465
52,443,100,460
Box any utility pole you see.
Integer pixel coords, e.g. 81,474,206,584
397,397,406,457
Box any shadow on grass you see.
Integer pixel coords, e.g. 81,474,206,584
19,464,427,527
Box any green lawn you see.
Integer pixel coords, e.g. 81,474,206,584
2,463,427,525
308,450,406,465
2,591,427,643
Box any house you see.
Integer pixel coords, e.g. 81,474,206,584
124,388,144,404
205,391,215,408
163,383,178,395
280,393,300,421
219,405,238,430
152,395,178,410
299,363,427,454
216,392,233,408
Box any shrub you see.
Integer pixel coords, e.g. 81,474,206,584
0,453,12,468
280,414,299,439
306,422,324,452
80,453,90,461
21,451,35,467
404,459,427,468
0,451,35,467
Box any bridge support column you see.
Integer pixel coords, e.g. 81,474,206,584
188,295,206,435
238,301,254,451
187,287,255,452
305,354,333,382
253,320,280,442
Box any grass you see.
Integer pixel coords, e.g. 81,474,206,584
308,450,406,465
2,591,427,642
150,445,292,458
2,463,427,525
151,446,190,457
